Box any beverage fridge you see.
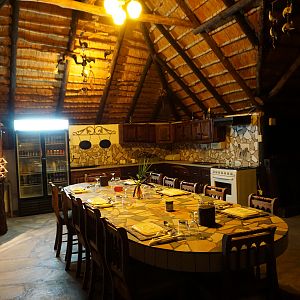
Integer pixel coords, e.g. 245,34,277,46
15,129,70,216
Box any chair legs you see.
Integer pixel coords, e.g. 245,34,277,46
82,250,91,290
65,232,74,271
54,223,63,257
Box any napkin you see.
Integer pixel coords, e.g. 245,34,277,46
222,207,262,219
70,187,88,194
132,222,164,236
123,179,136,185
148,234,180,246
157,188,190,197
87,197,113,208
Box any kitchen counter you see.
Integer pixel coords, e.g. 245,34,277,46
70,160,218,172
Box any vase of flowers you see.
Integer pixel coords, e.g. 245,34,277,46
132,158,152,199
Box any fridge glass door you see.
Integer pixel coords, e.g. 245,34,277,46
44,131,69,195
16,132,44,198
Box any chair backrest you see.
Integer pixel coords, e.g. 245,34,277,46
163,176,179,188
222,226,278,292
148,172,163,185
180,181,199,193
83,203,105,265
84,173,107,182
103,218,131,300
248,193,278,215
71,195,87,247
203,184,227,200
61,189,75,233
50,182,61,222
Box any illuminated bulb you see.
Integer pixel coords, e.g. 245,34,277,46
104,0,120,15
127,0,142,19
112,7,126,25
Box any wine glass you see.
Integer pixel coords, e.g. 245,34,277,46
94,176,101,192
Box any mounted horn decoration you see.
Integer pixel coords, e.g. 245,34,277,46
269,0,295,48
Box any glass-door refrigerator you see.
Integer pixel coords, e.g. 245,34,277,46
15,129,70,216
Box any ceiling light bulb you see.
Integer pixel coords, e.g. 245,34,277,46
104,0,120,15
113,7,126,25
127,0,142,19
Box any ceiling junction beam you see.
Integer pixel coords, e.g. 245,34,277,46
96,25,126,123
126,54,153,123
141,23,208,114
56,11,79,114
0,0,7,8
151,55,191,121
8,0,19,126
268,53,300,99
176,0,262,108
20,0,193,27
154,22,233,114
222,0,258,47
193,0,259,35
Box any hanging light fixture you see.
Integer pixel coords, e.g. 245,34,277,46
104,0,142,25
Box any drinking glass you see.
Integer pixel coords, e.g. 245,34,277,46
94,176,101,192
177,219,189,238
189,211,199,237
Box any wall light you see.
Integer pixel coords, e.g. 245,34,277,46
104,0,142,25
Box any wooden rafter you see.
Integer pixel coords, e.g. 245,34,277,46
141,23,207,114
268,54,300,99
126,54,153,123
20,0,193,27
8,0,19,125
154,22,233,114
256,0,266,96
192,0,259,35
96,25,126,123
56,11,79,114
176,0,262,107
0,0,7,8
222,0,258,47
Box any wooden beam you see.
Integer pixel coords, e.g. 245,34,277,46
256,0,265,96
56,11,79,114
126,54,153,123
192,0,259,35
96,25,126,123
155,22,233,114
222,0,258,47
176,0,261,107
8,0,19,125
141,23,207,113
20,0,193,27
0,0,7,8
268,54,300,99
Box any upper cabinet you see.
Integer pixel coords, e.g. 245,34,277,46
119,124,156,143
155,123,174,144
119,120,225,144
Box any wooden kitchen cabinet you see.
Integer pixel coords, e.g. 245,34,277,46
191,119,213,142
155,123,174,144
119,124,156,143
173,122,192,142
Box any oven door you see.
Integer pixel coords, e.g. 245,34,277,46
210,174,237,203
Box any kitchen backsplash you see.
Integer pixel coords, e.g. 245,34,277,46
69,118,260,168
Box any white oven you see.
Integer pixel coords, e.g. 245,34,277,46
210,167,257,206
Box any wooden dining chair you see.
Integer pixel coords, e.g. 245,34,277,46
70,195,91,290
163,176,179,188
203,184,227,200
180,181,199,193
248,193,279,215
103,219,185,300
83,203,111,300
148,172,163,185
221,226,279,300
61,190,79,271
50,182,69,257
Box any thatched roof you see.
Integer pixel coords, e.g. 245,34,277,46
0,0,299,125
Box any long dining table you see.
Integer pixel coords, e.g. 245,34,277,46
64,180,289,273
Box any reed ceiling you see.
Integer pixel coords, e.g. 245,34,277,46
0,0,299,125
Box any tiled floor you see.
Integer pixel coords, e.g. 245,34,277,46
0,213,300,299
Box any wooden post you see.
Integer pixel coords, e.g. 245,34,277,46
0,180,7,235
